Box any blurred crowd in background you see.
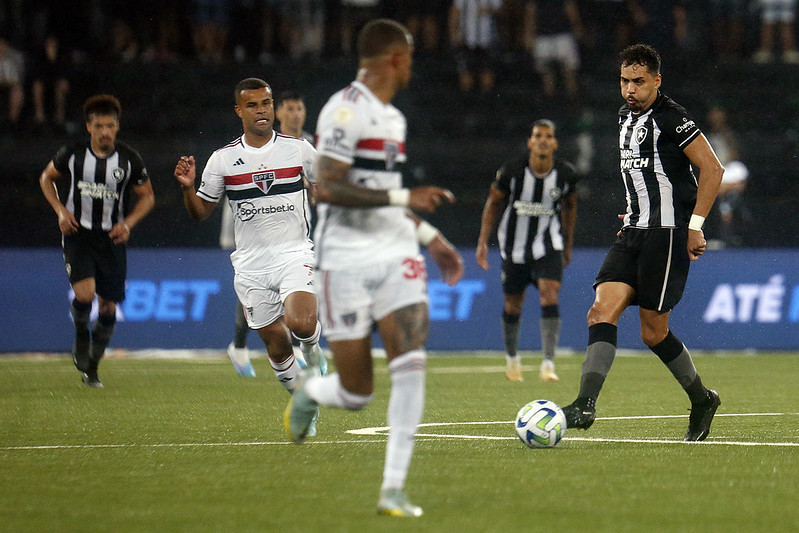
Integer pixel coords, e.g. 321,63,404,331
2,0,798,250
0,1,795,133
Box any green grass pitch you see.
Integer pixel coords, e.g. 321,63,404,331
1,352,797,532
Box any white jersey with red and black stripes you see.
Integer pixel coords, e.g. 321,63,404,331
197,133,316,273
313,80,417,270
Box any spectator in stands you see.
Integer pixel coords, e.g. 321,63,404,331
0,35,24,134
629,0,691,58
581,0,636,63
192,0,231,63
708,0,748,60
31,35,70,134
449,0,503,94
340,0,381,55
109,17,140,62
387,0,448,56
753,0,799,63
705,104,749,248
277,0,326,61
523,0,583,100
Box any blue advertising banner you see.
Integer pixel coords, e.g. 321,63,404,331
1,248,797,352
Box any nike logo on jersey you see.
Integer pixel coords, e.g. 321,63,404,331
233,158,245,166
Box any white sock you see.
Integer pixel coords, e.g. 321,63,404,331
295,321,321,357
506,353,521,364
270,353,300,392
381,350,426,491
304,373,372,410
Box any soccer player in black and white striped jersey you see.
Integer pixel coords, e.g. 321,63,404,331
40,94,155,387
476,119,578,383
562,44,724,442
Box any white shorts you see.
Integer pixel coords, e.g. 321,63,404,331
233,249,316,329
317,255,428,341
533,33,580,73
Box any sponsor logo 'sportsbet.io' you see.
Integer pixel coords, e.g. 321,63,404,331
236,201,295,221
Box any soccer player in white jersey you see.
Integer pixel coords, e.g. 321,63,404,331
284,19,464,518
174,78,327,432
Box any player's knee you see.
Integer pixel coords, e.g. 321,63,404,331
586,303,605,327
639,324,667,347
284,313,316,338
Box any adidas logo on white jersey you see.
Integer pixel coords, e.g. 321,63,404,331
233,158,245,166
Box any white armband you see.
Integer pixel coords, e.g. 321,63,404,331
387,188,410,207
688,214,705,231
416,220,440,246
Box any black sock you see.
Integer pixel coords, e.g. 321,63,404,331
90,313,116,370
502,310,521,357
685,375,711,405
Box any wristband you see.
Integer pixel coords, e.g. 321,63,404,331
387,188,410,207
688,214,705,231
416,220,440,246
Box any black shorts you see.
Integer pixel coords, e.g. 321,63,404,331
594,227,690,312
62,228,127,302
501,252,564,295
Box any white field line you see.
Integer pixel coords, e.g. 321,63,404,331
4,413,796,451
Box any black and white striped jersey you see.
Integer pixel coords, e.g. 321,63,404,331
52,140,149,232
493,156,578,263
618,92,701,229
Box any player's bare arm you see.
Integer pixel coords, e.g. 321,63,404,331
39,162,79,235
315,155,455,212
110,179,155,245
684,134,724,260
475,186,508,270
560,192,577,267
174,155,216,221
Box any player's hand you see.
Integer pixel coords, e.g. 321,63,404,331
174,155,196,189
429,234,464,286
475,242,489,270
688,229,707,261
109,221,131,245
616,213,625,236
409,186,455,213
57,208,79,235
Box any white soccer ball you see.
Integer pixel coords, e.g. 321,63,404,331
515,400,566,448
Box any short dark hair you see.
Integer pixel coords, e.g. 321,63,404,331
357,19,412,59
234,78,270,104
277,90,304,108
619,44,661,76
531,118,557,135
83,94,122,122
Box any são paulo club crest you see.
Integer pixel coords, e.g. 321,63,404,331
253,171,276,193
